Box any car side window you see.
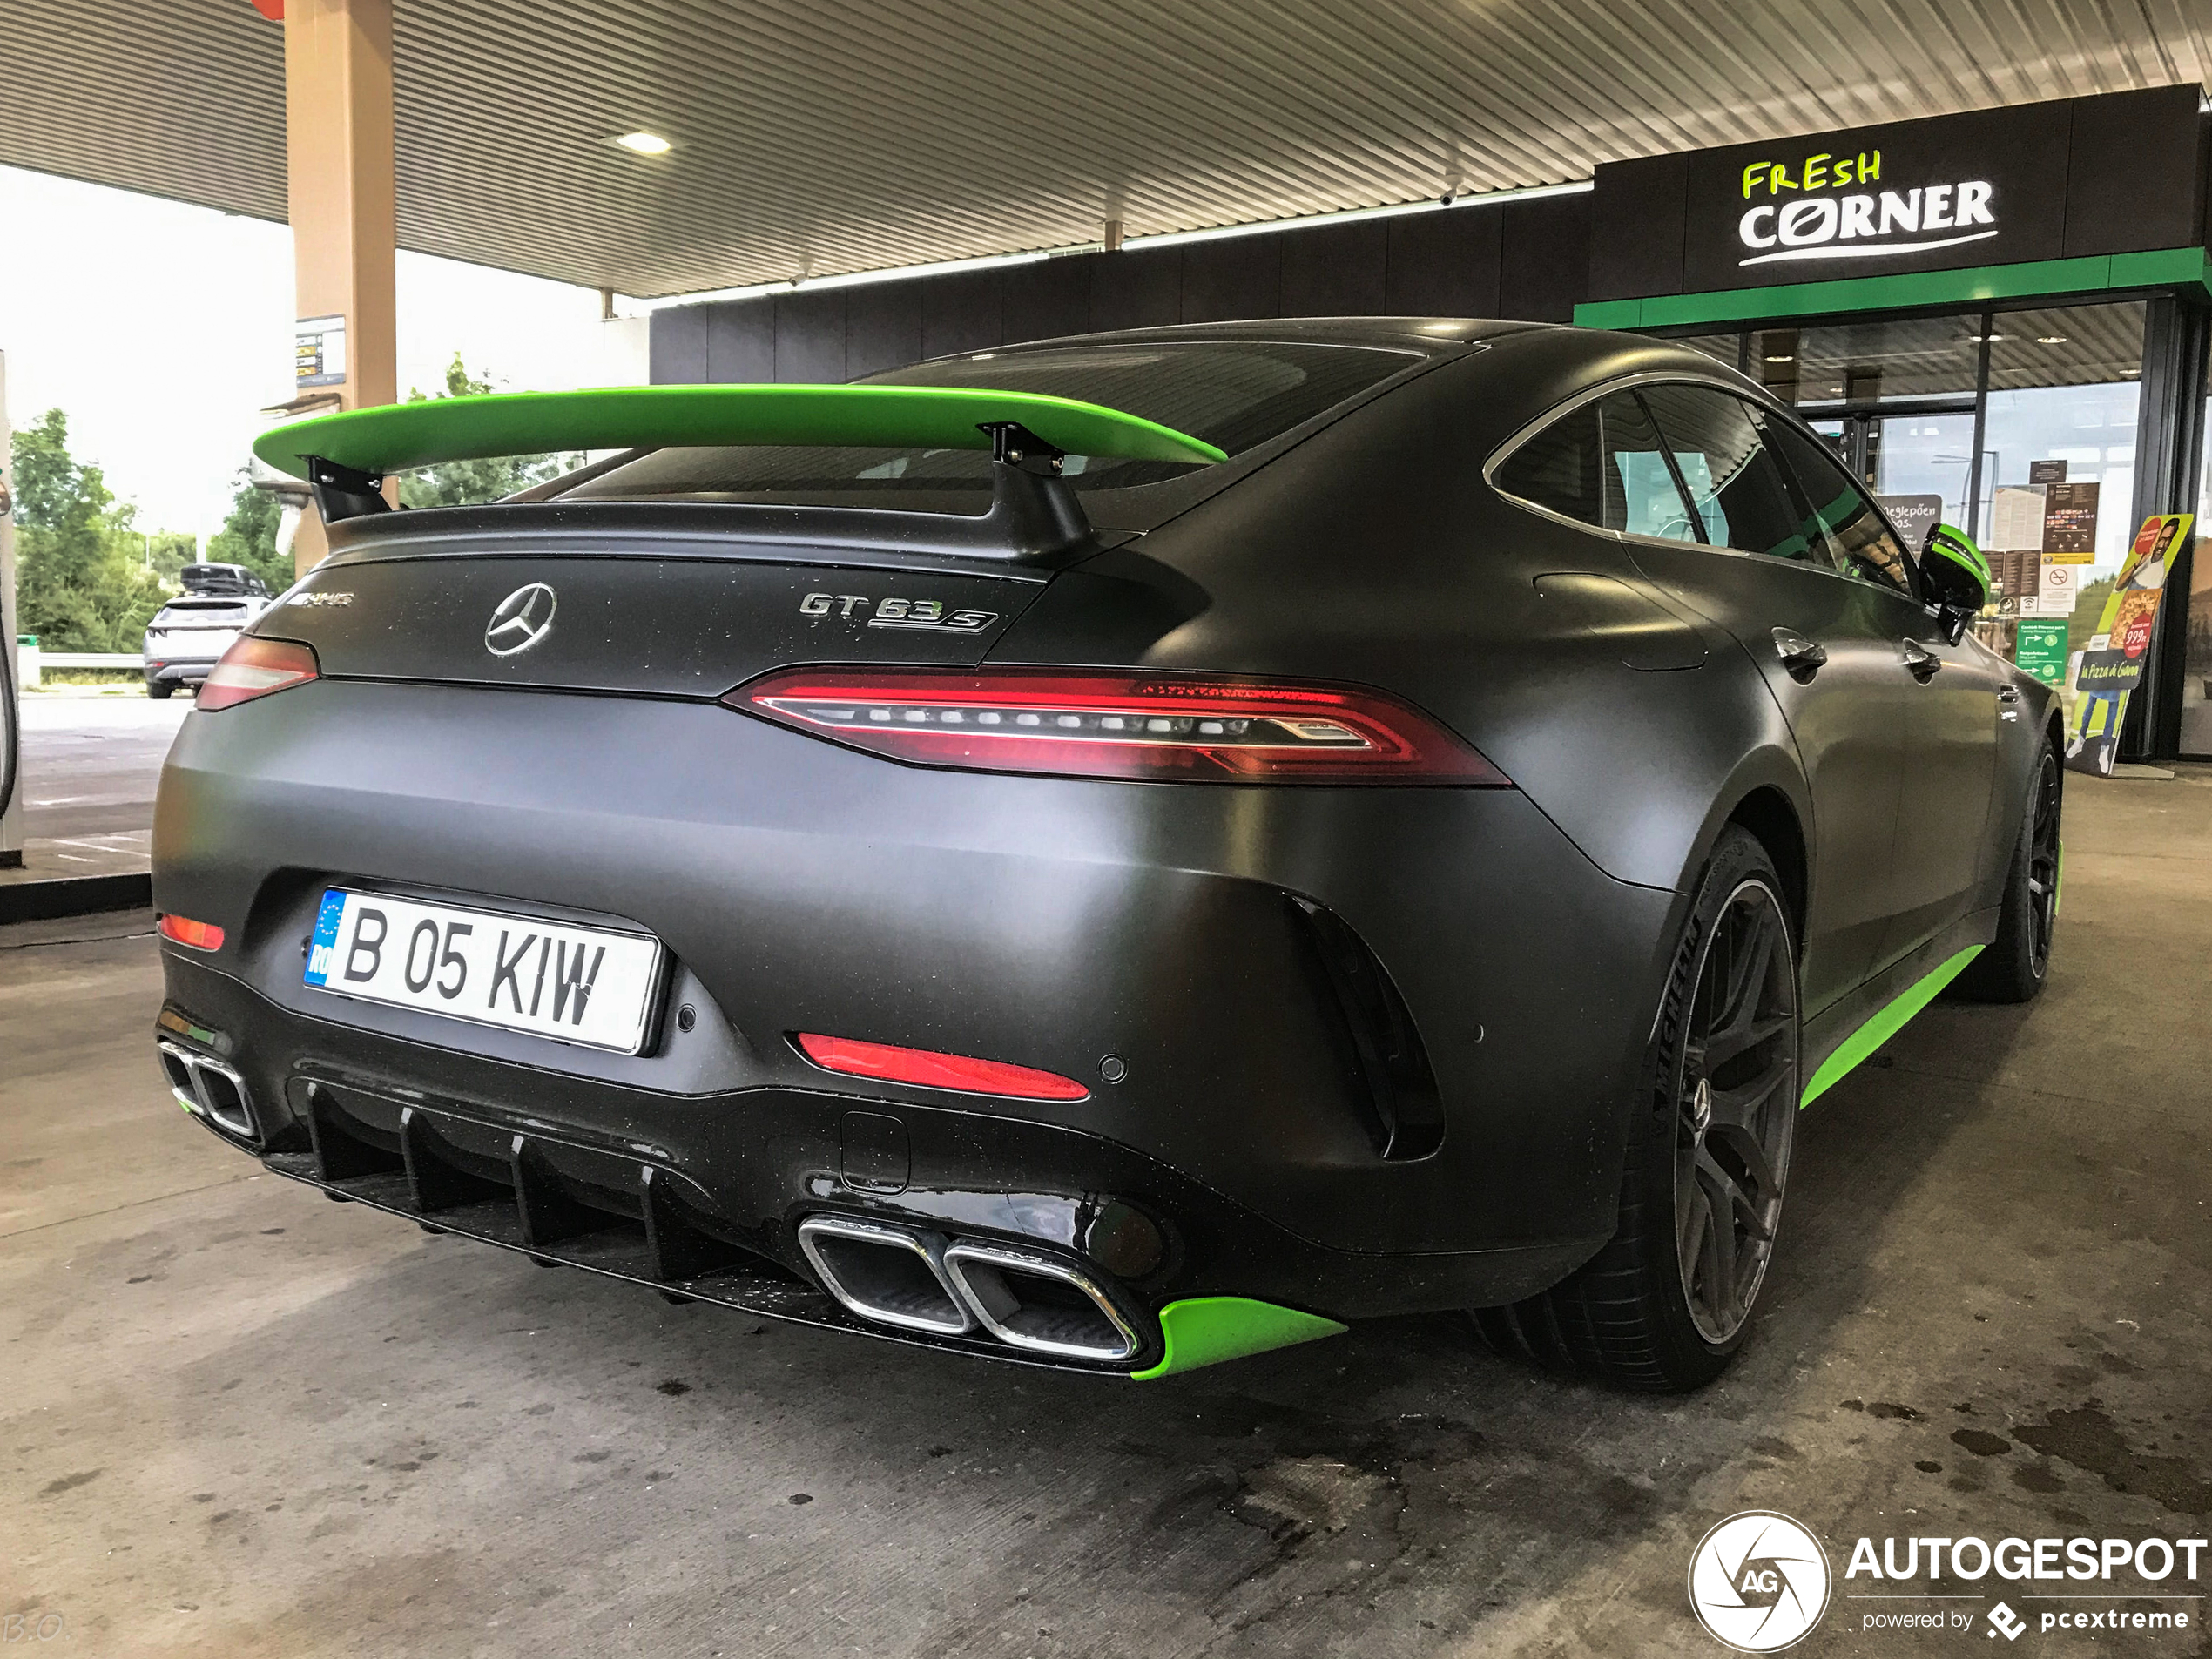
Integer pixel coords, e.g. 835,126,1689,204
1761,417,1919,597
1635,384,1827,564
1491,393,1699,543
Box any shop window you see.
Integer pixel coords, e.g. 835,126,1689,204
2182,384,2212,758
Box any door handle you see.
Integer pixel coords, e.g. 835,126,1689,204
1770,626,1828,682
1901,639,1943,682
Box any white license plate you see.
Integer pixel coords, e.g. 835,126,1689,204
304,888,666,1055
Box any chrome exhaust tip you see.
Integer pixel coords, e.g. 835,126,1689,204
158,1040,258,1141
941,1242,1140,1362
795,1216,973,1336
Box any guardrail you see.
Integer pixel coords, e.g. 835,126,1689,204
38,652,143,670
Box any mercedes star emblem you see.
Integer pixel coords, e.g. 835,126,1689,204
485,583,557,657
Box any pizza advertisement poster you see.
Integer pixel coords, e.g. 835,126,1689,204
2064,513,2194,777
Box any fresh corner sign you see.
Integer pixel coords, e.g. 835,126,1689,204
1736,149,1996,268
1683,103,2070,293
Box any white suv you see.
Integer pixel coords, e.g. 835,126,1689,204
143,564,273,699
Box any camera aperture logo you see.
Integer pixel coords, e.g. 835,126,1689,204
1689,1511,1832,1652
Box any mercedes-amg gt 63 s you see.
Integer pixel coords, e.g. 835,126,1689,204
152,320,2060,1389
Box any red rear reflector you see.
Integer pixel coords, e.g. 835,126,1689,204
197,637,320,711
732,668,1510,785
157,914,226,951
795,1032,1089,1102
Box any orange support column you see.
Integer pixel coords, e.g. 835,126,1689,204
282,0,397,574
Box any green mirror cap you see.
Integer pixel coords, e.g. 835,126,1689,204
1925,523,1992,589
251,384,1228,482
1130,1296,1348,1380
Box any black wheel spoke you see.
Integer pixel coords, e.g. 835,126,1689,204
1671,874,1797,1347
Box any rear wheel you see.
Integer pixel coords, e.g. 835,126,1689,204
1950,744,2060,1003
146,679,174,700
1473,827,1798,1390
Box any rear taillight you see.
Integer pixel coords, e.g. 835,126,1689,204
196,637,319,712
731,668,1509,785
157,914,226,951
794,1033,1089,1101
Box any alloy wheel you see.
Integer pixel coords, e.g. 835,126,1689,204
1675,878,1798,1346
2025,752,2061,978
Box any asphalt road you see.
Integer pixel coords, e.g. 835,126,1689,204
4,770,2209,1657
4,691,189,877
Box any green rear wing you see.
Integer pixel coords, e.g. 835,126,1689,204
253,383,1224,561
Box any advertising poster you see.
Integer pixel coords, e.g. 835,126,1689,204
2064,513,2193,776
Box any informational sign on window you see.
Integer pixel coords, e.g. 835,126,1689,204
1990,485,2046,551
1875,493,1942,558
2042,482,2100,561
2014,618,2068,686
295,314,347,388
2027,459,2067,484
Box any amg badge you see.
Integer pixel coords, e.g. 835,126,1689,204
799,593,998,633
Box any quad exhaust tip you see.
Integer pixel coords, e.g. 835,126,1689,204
796,1213,1142,1363
158,1041,257,1141
941,1242,1140,1363
795,1216,974,1337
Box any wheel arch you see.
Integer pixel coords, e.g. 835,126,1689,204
1723,785,1809,951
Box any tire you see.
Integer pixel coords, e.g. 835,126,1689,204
1949,742,2060,1004
147,680,174,700
1472,826,1799,1392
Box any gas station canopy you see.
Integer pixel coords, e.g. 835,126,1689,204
4,0,2209,300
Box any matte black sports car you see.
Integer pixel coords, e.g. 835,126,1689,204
152,320,2060,1389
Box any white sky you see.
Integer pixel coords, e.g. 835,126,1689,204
0,165,644,543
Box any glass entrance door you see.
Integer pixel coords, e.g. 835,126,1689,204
1805,408,1978,535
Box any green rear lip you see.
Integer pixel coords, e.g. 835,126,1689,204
252,383,1228,480
1131,1296,1348,1380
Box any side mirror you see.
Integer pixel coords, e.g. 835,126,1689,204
1921,523,1989,645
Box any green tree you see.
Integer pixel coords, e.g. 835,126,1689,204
7,409,168,651
395,354,582,509
205,469,294,592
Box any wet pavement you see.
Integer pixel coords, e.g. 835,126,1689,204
3,770,2208,1656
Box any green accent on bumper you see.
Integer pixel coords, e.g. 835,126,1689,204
1800,946,1983,1108
1130,1297,1348,1380
252,384,1228,481
1574,246,2212,331
2054,841,2064,916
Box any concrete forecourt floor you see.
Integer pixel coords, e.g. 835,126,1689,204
3,771,2208,1657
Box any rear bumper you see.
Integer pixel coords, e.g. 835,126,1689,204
145,654,222,686
156,957,1602,1371
153,679,1681,1355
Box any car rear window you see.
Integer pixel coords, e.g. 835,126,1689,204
555,340,1420,507
152,602,249,625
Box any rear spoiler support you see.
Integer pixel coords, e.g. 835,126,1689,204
307,455,391,523
978,421,1087,559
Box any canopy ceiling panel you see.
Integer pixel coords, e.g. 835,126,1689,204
3,0,2207,297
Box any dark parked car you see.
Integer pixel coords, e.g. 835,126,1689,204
151,320,2058,1388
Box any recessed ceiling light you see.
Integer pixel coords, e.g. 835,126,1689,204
2037,335,2068,344
1967,333,2008,343
1764,354,1795,363
610,131,672,156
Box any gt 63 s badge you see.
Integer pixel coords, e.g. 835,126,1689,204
799,593,997,633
